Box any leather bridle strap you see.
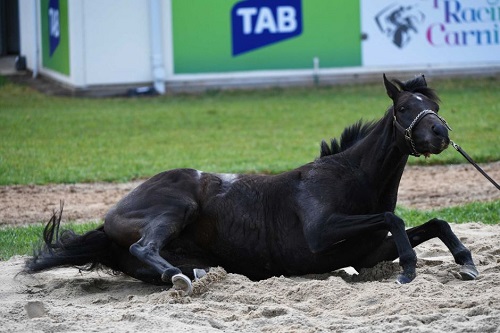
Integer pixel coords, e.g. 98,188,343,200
393,109,451,157
393,108,499,190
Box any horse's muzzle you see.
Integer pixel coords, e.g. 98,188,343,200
426,136,450,155
432,123,450,140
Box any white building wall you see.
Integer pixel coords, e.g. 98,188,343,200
18,0,155,89
18,0,38,75
81,0,152,85
69,1,86,87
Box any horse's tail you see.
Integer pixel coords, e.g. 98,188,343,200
25,204,119,274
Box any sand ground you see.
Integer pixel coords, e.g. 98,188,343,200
0,162,499,332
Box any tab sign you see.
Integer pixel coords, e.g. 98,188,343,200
231,0,303,56
48,0,61,56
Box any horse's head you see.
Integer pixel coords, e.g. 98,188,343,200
383,74,451,157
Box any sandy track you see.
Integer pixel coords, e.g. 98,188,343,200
1,222,499,332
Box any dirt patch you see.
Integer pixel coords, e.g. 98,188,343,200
397,161,500,210
0,181,141,227
0,162,499,227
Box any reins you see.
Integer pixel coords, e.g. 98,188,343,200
450,141,500,191
393,108,500,191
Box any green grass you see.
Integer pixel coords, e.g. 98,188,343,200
1,75,499,185
0,221,101,261
395,201,500,227
1,201,497,261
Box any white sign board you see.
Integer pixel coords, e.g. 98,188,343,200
361,0,500,67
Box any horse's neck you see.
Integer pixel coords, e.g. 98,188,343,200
351,113,409,203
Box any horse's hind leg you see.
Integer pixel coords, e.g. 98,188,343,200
129,235,182,282
110,243,164,285
110,199,199,293
357,218,478,280
129,211,197,293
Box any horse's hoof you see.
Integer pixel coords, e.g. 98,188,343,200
193,268,207,281
396,273,414,284
171,273,193,296
459,264,479,281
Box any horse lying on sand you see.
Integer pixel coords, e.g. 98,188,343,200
25,74,478,295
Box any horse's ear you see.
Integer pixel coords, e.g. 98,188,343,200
383,74,400,101
421,74,427,86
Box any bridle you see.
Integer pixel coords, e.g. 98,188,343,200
392,107,499,190
392,108,451,157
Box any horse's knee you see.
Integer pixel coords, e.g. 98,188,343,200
427,218,453,233
129,242,154,259
383,213,412,251
383,212,408,234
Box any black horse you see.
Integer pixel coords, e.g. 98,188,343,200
26,74,478,294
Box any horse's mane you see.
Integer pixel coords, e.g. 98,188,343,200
319,75,440,158
320,120,377,157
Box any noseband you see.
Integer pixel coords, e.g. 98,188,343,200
393,109,452,156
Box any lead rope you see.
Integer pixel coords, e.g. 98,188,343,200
450,140,500,191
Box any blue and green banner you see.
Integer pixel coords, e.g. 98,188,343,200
41,0,70,75
172,0,361,74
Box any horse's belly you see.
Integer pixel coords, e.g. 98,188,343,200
190,214,389,279
200,218,271,261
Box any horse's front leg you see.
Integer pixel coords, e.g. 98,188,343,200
412,218,478,280
356,218,478,280
303,212,417,283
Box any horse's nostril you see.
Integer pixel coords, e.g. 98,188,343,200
432,124,448,137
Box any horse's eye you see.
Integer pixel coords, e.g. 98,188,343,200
399,106,405,112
